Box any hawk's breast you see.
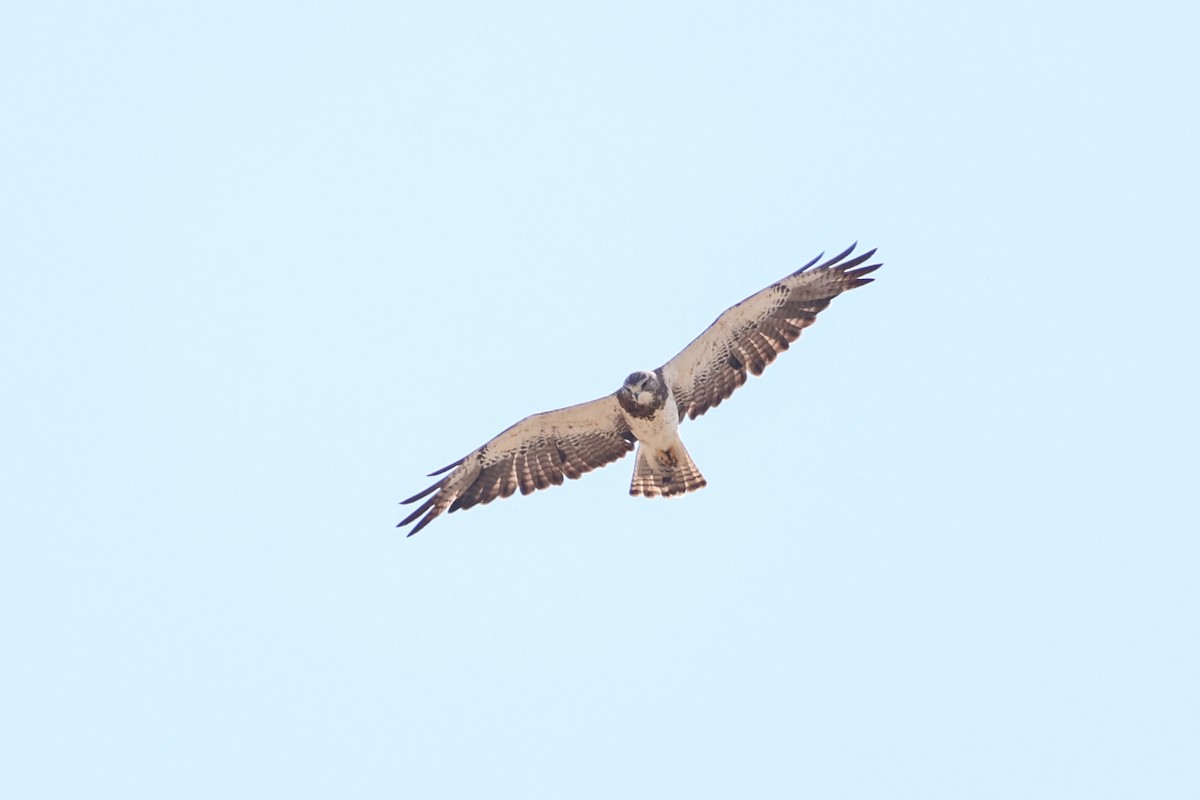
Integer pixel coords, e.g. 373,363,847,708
623,388,680,448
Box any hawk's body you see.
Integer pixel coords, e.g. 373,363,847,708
615,368,703,498
399,244,881,535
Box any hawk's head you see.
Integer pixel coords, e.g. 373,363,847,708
621,370,667,410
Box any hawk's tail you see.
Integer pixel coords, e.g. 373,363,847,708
629,439,707,498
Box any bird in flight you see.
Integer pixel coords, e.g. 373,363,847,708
399,244,881,535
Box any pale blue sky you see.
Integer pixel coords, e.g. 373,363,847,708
4,1,1198,797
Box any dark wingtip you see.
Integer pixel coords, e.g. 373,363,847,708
400,481,440,505
844,256,882,288
406,512,436,536
399,495,437,527
848,262,882,284
796,251,825,274
427,458,464,477
825,242,857,266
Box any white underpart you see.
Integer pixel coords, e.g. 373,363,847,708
625,387,681,449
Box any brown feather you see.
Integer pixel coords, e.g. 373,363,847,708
398,395,635,536
661,244,881,421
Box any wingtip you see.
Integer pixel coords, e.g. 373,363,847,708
427,458,464,477
397,514,428,536
849,262,882,279
796,251,824,274
406,512,436,536
827,242,857,266
399,495,437,526
400,481,440,505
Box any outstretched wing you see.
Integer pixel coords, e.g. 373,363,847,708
398,395,635,536
662,244,881,421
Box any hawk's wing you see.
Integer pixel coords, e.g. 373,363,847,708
399,395,635,536
661,244,881,421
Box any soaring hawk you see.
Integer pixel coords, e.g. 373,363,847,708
400,244,881,535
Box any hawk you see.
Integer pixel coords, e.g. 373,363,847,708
399,244,881,535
